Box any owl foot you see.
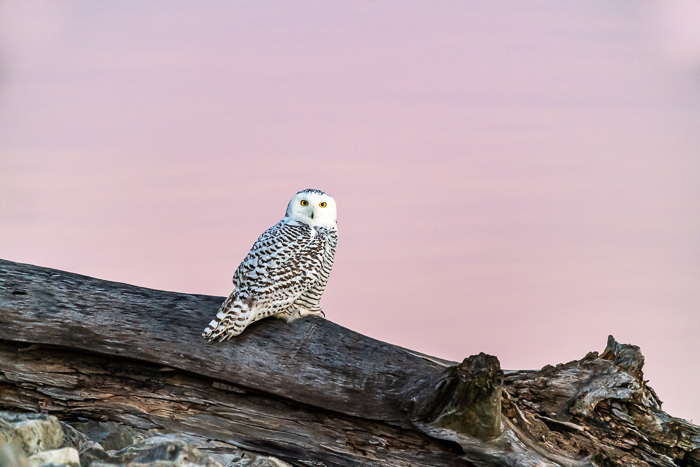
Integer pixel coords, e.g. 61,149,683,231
281,308,325,323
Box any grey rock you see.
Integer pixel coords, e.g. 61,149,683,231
128,434,237,467
67,422,145,452
227,449,292,467
76,442,109,467
1,413,263,467
68,422,239,467
81,440,222,467
59,423,90,451
132,442,220,466
0,412,64,456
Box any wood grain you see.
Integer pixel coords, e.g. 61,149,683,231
1,259,699,467
0,341,469,467
0,259,446,424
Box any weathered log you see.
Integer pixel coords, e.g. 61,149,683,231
0,341,467,467
0,258,461,425
500,336,700,467
1,258,699,467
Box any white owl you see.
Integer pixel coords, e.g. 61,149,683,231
202,189,338,341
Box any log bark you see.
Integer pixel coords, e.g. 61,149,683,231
1,259,698,467
0,340,467,467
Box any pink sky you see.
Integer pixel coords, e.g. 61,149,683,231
1,1,699,423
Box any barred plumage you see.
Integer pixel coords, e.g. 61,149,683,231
202,189,338,341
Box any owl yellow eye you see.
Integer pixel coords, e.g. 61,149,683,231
319,202,327,208
300,200,308,206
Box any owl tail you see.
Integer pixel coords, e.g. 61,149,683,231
202,294,253,342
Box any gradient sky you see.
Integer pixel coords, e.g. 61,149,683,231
1,1,699,423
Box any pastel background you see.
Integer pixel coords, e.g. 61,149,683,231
1,2,699,422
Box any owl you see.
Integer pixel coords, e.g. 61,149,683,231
202,189,338,341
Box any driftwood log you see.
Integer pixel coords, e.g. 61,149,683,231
0,258,698,466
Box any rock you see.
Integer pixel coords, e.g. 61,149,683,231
0,444,29,467
27,447,79,467
131,442,221,466
76,442,111,467
127,434,238,467
81,440,222,467
242,458,292,467
67,421,146,452
0,412,64,456
67,421,240,466
59,422,90,451
227,449,292,467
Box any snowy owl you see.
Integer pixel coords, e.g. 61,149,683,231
202,188,338,341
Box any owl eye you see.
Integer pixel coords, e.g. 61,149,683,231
319,202,327,208
300,200,309,206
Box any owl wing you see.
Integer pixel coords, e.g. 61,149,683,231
203,221,322,341
235,221,323,299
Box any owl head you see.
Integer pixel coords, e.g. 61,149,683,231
285,189,337,229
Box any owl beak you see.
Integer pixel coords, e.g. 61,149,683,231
309,210,314,219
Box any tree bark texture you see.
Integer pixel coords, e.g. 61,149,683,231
0,259,698,466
